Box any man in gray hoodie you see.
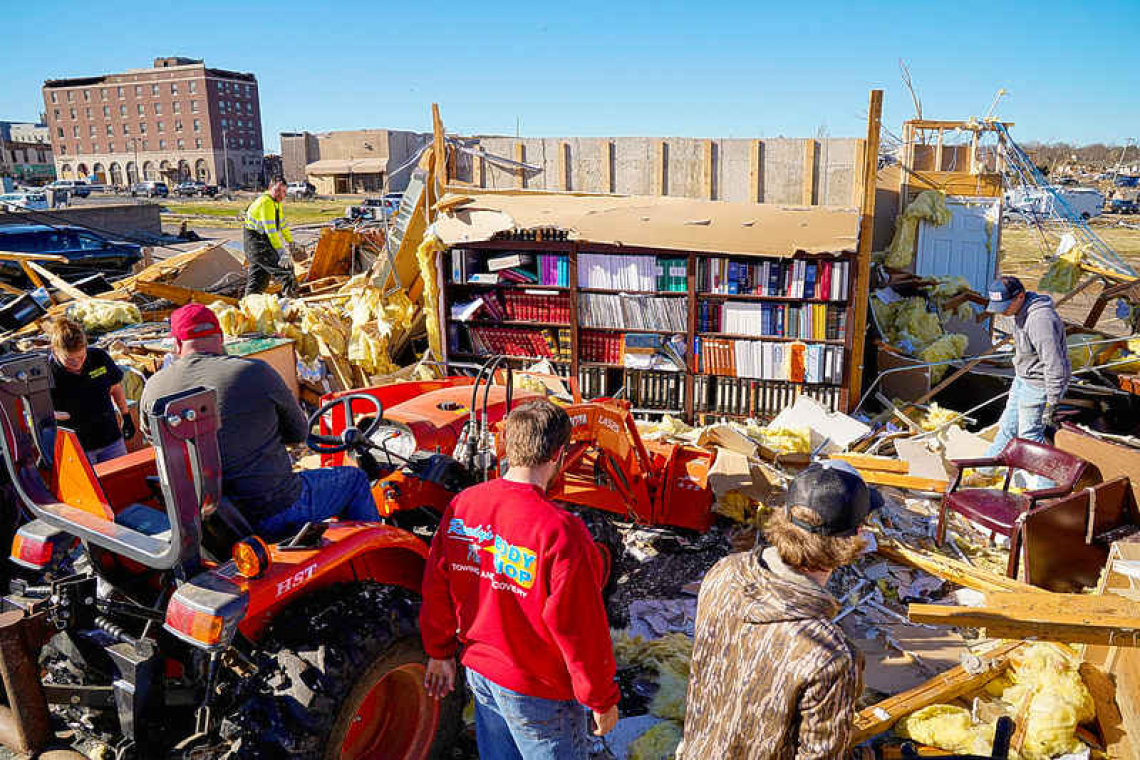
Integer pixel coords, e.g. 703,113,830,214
984,275,1071,456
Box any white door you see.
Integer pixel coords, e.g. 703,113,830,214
915,196,1001,294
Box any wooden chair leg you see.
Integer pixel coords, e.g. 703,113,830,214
935,497,949,545
1006,528,1021,580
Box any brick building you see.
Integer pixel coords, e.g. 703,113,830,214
280,129,429,194
43,57,263,189
0,122,54,183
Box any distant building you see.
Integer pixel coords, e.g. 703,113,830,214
262,153,282,182
0,122,54,183
280,129,429,194
42,57,264,189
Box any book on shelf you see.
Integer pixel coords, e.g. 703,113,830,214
581,330,624,364
578,293,687,332
578,253,658,291
623,369,684,410
487,253,534,272
536,254,569,287
455,326,570,360
578,366,620,399
501,291,570,322
467,272,502,285
698,337,843,384
698,256,850,300
700,302,847,341
499,267,536,283
694,376,842,418
622,333,686,371
450,298,485,322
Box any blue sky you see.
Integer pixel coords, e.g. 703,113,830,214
2,0,1137,153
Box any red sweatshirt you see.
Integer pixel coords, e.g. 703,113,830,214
419,478,619,711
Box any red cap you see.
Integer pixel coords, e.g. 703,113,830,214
170,304,222,341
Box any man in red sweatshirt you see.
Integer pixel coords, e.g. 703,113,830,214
421,400,620,759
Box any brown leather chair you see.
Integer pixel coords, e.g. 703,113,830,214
936,437,1089,578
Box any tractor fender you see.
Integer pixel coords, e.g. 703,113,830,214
237,523,429,641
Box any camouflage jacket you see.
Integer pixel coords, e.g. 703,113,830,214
677,548,862,760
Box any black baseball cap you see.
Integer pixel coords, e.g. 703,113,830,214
985,275,1025,313
785,461,884,537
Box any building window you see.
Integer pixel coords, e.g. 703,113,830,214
190,100,199,113
193,119,200,132
72,126,78,137
175,120,183,132
66,91,73,102
100,88,107,100
69,108,76,119
172,101,181,114
122,124,130,135
83,107,90,118
171,83,178,95
177,139,185,150
108,143,115,153
117,86,124,99
245,84,251,96
82,90,90,102
92,144,98,153
50,92,57,103
195,138,202,149
157,121,164,133
221,118,228,129
52,108,60,119
59,144,65,154
153,103,162,115
158,139,166,150
105,125,113,136
139,123,147,134
88,125,95,136
119,105,126,117
137,104,144,115
142,140,149,150
151,83,159,96
135,85,142,96
57,127,64,138
189,81,197,94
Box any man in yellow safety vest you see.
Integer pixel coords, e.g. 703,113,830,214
243,176,296,295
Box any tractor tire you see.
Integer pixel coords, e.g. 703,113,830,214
576,510,623,603
221,582,460,760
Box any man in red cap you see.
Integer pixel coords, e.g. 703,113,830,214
140,304,379,538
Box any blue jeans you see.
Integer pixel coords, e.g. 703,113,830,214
255,467,378,538
87,438,128,465
466,669,589,760
986,377,1053,489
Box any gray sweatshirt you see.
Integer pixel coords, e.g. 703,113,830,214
1013,292,1071,405
141,352,307,522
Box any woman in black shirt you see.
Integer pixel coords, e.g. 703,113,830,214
46,316,135,464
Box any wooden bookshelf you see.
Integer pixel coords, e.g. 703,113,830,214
439,238,857,421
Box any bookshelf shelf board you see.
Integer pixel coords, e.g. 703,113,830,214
695,372,842,387
698,293,848,304
448,282,572,292
579,361,627,369
579,326,686,335
461,319,572,329
577,288,689,297
448,352,571,364
629,408,684,415
697,332,846,345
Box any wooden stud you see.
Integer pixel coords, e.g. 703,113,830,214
802,139,817,205
472,153,484,187
26,262,87,302
852,139,866,207
654,140,667,196
844,89,883,413
876,540,1044,595
829,453,909,473
934,127,944,171
748,139,763,203
134,280,239,307
559,141,571,191
909,592,1140,646
703,139,715,200
515,142,526,189
431,103,446,188
601,140,614,193
0,280,24,297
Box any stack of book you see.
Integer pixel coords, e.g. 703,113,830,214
655,257,689,292
502,291,571,322
536,254,569,287
701,301,847,341
623,370,684,410
580,330,624,364
459,326,570,360
578,253,658,291
697,338,844,383
578,367,618,399
694,377,839,419
698,257,849,300
578,293,687,332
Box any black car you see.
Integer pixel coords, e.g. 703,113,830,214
0,224,142,282
129,181,169,198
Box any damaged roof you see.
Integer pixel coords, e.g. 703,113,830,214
433,188,861,257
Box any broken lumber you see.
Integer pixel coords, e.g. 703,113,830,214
852,641,1023,744
876,540,1044,595
26,261,89,302
858,469,948,493
830,453,909,473
909,592,1140,646
133,281,239,307
0,251,68,264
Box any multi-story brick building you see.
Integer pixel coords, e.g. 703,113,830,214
0,122,54,183
42,57,263,189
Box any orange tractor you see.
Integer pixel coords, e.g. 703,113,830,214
0,355,715,758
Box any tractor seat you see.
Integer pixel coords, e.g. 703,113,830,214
942,489,1026,535
115,503,172,538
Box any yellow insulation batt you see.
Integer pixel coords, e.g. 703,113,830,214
885,190,952,269
1111,338,1140,373
896,644,1094,760
1066,332,1119,370
919,334,969,382
239,293,282,334
612,631,692,679
416,235,445,358
919,402,960,432
68,299,142,332
1038,246,1084,294
628,721,683,760
738,420,811,454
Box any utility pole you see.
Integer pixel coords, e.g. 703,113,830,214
131,138,139,185
222,129,231,197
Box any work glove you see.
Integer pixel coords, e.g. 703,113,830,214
121,415,136,441
277,248,293,268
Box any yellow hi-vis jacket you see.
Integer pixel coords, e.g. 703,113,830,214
244,192,293,251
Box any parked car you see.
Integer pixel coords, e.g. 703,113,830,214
130,181,169,198
1004,186,1105,221
286,181,316,199
174,180,204,197
45,179,90,198
0,224,142,282
1107,197,1140,214
0,191,49,212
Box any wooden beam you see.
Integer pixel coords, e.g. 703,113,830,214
845,89,883,413
515,142,526,189
876,540,1044,595
133,280,239,307
852,641,1023,744
0,251,68,263
601,140,614,193
703,139,715,200
749,139,763,203
431,103,446,188
829,453,909,473
654,140,667,196
802,139,817,205
852,139,866,207
559,141,571,191
26,262,88,302
19,261,46,293
0,280,24,297
910,593,1140,646
858,469,947,493
472,152,484,188
934,128,944,171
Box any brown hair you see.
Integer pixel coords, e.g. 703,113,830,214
503,401,571,468
47,316,87,353
761,506,867,573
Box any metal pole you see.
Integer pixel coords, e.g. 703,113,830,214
132,138,138,185
223,129,230,192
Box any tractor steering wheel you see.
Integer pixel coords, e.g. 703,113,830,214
306,394,384,454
